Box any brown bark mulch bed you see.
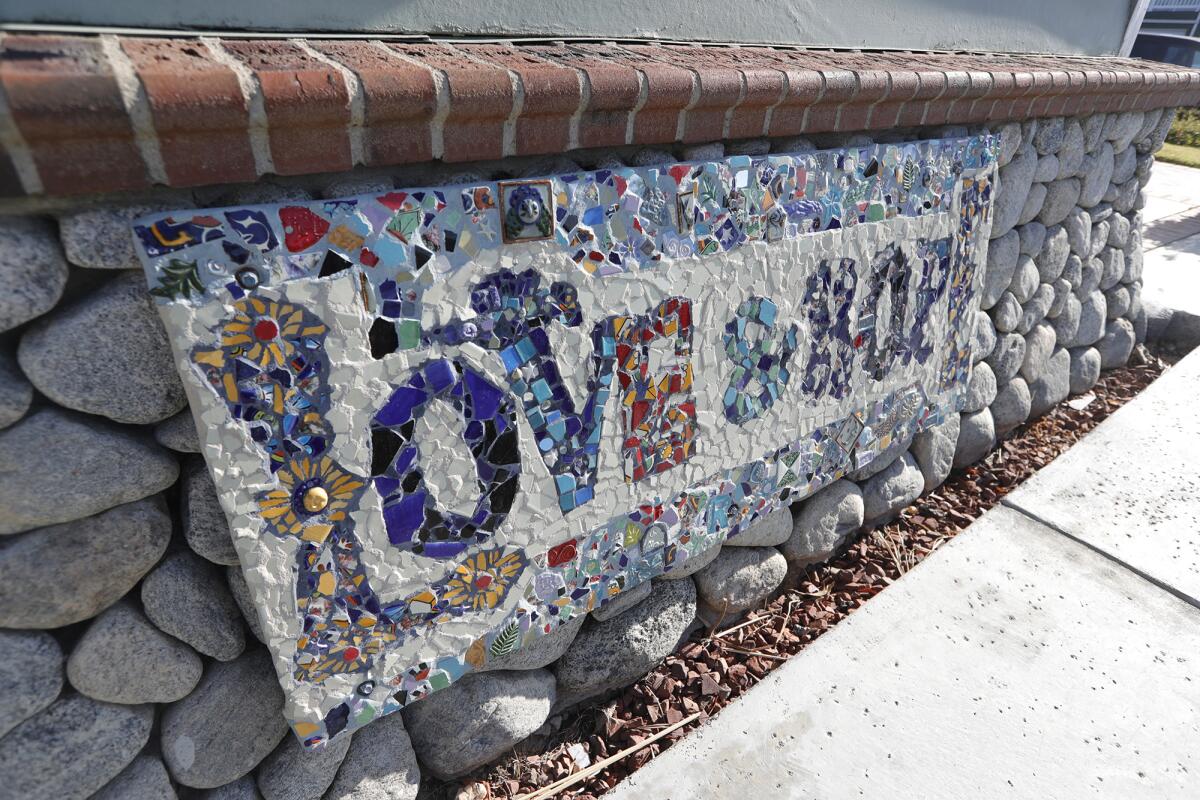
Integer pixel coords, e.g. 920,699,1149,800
433,344,1175,800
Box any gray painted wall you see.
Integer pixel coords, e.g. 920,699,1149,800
4,0,1139,56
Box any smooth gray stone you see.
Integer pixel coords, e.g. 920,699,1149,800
1097,318,1135,370
1124,243,1144,284
591,581,652,623
67,600,202,704
725,506,793,547
555,577,696,698
1056,119,1085,177
1061,253,1083,288
1111,145,1137,185
1098,246,1126,291
0,498,170,628
1032,116,1065,154
1106,111,1144,152
781,479,864,565
991,377,1032,435
1068,347,1102,394
911,413,960,493
161,648,288,789
1079,142,1115,207
1047,278,1071,319
630,149,674,166
484,613,585,670
997,122,1022,165
1020,322,1057,383
0,408,179,535
1089,219,1110,257
1077,256,1103,296
256,729,352,800
980,228,1019,309
1105,285,1131,319
985,332,1026,384
58,204,162,270
92,755,177,800
1034,153,1059,183
0,216,68,333
403,670,554,780
182,457,239,566
770,136,816,154
142,551,246,661
1090,201,1114,222
1006,348,1200,602
198,777,264,800
0,694,153,800
1037,178,1081,227
1135,107,1164,145
1016,182,1047,226
155,410,202,453
954,409,996,468
1134,308,1149,345
324,710,419,800
962,361,998,413
18,272,186,424
0,630,62,738
694,546,788,615
1020,119,1039,147
990,145,1037,238
1035,224,1069,282
1071,291,1108,348
1063,208,1091,257
1052,292,1083,351
1126,282,1143,320
320,176,394,199
1017,284,1054,335
1016,221,1046,257
0,350,32,430
971,311,996,364
1112,177,1140,214
845,430,913,481
992,291,1021,333
728,138,771,156
859,451,924,526
602,505,1200,800
1008,255,1039,304
225,566,266,644
1082,112,1107,151
680,142,725,161
1140,107,1176,154
1028,347,1071,418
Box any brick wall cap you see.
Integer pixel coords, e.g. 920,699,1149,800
2,32,1198,198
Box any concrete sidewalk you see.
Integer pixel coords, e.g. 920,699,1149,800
1141,161,1200,326
606,350,1200,800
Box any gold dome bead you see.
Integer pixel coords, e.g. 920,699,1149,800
303,486,329,513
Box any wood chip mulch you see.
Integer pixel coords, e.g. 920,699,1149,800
434,345,1174,800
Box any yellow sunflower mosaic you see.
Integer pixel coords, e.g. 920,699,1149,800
259,456,364,542
442,549,527,612
219,296,326,369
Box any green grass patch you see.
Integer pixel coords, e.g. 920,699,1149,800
1156,142,1200,169
1166,108,1200,149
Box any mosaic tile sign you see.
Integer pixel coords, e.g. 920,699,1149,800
133,136,997,747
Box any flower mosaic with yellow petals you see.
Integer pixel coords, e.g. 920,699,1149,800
258,455,364,540
441,548,527,612
221,296,325,369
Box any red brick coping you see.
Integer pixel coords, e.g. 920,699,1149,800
2,34,1199,198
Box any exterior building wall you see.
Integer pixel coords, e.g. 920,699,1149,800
1,0,1142,56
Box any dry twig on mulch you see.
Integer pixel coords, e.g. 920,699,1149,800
435,346,1170,800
